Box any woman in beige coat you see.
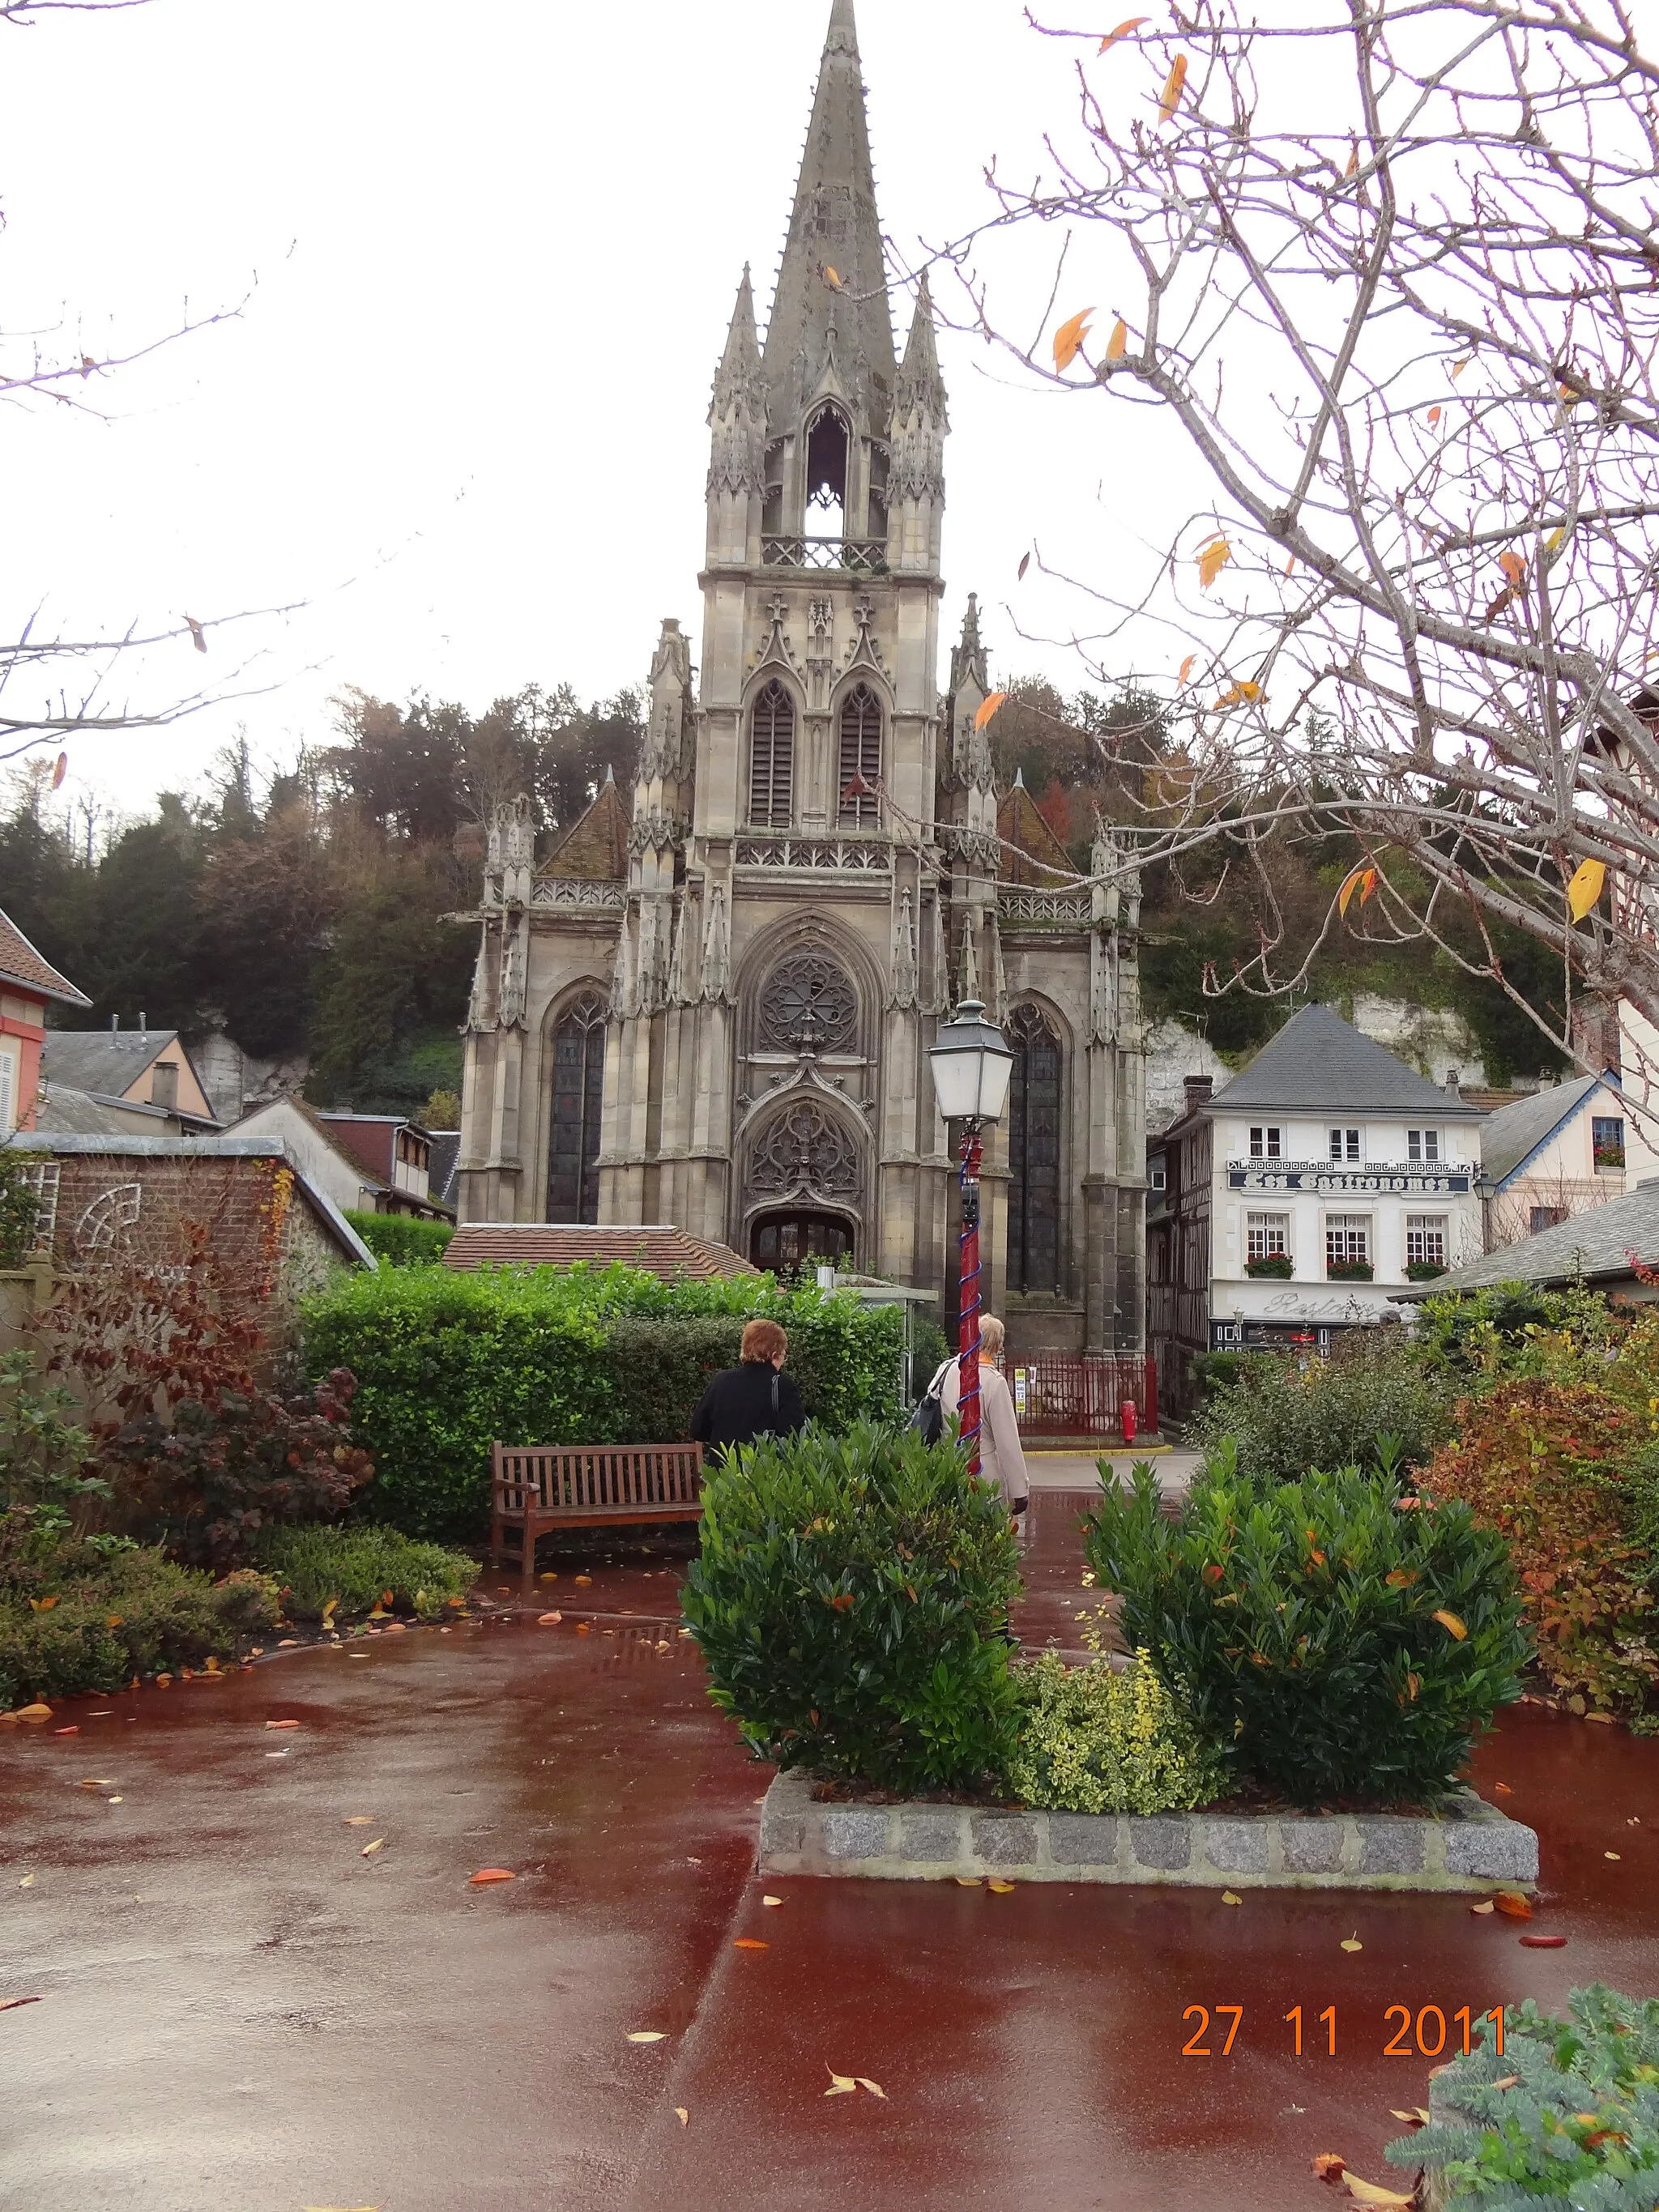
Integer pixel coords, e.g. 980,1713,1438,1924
937,1315,1030,1520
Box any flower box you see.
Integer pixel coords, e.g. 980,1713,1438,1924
1405,1259,1447,1282
1326,1260,1374,1281
1594,1145,1625,1169
1245,1255,1294,1279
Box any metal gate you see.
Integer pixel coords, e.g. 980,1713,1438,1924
1005,1354,1160,1438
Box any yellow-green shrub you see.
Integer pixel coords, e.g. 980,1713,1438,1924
1004,1649,1228,1814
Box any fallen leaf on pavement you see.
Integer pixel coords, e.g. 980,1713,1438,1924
1494,1892,1532,1920
825,2068,857,2096
468,1869,514,1886
675,2108,689,2125
1606,1852,1622,1860
0,1995,44,2011
343,1817,375,1826
539,1572,558,1583
1389,2111,1422,2123
1341,1934,1363,1952
857,2078,886,2099
954,1877,981,1887
574,1575,593,1588
1221,1890,1242,1906
988,1880,1017,1894
575,1624,591,1637
1493,1783,1512,1794
53,1726,79,1736
733,1938,768,1950
15,1704,52,1721
360,1839,386,1857
17,1875,34,1887
1469,1899,1495,1914
1341,2176,1415,2206
538,1613,563,1625
1312,2153,1346,2182
762,1895,783,1907
265,1720,301,1731
1521,1933,1567,1948
628,2031,666,2044
78,1779,116,1789
106,1796,122,1804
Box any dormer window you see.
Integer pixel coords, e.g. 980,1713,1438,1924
804,403,850,543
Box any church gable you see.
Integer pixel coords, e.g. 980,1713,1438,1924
997,779,1075,888
545,777,629,883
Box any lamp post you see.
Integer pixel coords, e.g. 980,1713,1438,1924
927,997,1014,1477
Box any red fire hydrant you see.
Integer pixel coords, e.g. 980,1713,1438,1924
1120,1398,1137,1447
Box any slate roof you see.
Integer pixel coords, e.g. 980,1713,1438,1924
44,1027,182,1094
0,906,90,1008
1205,1004,1485,1119
32,1085,172,1136
544,777,629,882
1395,1178,1659,1298
1479,1072,1612,1187
427,1132,462,1208
442,1225,757,1278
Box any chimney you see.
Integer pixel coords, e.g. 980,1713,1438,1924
109,1013,118,1038
1183,1073,1214,1119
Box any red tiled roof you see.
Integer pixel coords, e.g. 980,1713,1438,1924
0,906,90,1008
442,1225,757,1278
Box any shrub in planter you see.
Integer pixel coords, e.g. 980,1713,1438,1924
1386,1985,1659,2206
1327,1259,1374,1281
1084,1448,1528,1806
1004,1650,1228,1814
259,1524,476,1620
1244,1254,1294,1280
681,1420,1022,1794
1405,1259,1448,1282
1189,1330,1458,1485
1421,1379,1659,1715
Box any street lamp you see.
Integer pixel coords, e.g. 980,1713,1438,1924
927,997,1014,1477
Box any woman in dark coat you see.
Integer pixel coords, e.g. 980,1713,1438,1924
689,1318,805,1456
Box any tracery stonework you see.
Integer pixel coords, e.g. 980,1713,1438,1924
454,0,1147,1354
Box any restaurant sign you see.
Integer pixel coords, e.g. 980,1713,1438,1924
1226,1162,1473,1197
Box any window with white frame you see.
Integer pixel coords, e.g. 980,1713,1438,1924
1246,1212,1290,1259
1325,1213,1371,1268
1249,1126,1282,1159
0,1042,14,1136
1407,1128,1440,1163
1328,1127,1361,1161
1405,1214,1448,1268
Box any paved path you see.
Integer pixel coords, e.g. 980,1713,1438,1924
1025,1447,1202,1495
5,1509,1658,2210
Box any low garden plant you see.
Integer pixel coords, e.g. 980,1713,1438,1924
1085,1447,1528,1806
1004,1650,1227,1815
1385,1985,1659,2206
681,1420,1021,1795
303,1262,906,1539
1190,1329,1458,1485
258,1524,476,1620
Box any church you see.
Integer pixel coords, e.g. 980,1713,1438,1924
454,0,1148,1357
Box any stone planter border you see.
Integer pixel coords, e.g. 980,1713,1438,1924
758,1768,1537,1891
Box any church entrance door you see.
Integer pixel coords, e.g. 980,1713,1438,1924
749,1211,854,1271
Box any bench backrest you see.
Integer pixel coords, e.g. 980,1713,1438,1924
493,1443,703,1515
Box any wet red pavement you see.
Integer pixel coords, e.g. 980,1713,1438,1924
5,1499,1659,2211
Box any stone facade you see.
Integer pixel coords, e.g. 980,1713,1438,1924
454,1,1146,1353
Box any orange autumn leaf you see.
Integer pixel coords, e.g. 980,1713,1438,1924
824,264,842,288
1499,550,1527,587
1493,1891,1533,1920
733,1937,769,1950
50,751,67,790
1312,2153,1346,2182
975,690,1008,731
1105,316,1129,361
265,1718,301,1730
1197,538,1230,590
1158,53,1188,121
1177,653,1196,685
1344,142,1359,179
468,1868,515,1886
1052,309,1094,372
538,1611,563,1625
1098,15,1148,52
1427,406,1442,426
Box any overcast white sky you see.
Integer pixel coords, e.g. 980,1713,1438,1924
0,0,1192,823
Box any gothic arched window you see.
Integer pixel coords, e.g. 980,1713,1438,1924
804,403,850,542
546,991,606,1223
1007,1002,1062,1294
748,680,795,828
837,684,881,827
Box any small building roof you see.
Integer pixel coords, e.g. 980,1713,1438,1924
1395,1177,1659,1299
544,778,629,884
32,1085,173,1137
427,1131,462,1208
1205,1004,1485,1119
44,1026,195,1094
996,780,1075,888
1478,1072,1614,1187
442,1224,757,1278
0,907,91,1008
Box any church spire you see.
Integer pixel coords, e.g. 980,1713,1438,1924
713,263,762,407
761,0,895,433
894,271,945,416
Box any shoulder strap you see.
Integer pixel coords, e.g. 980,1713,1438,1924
771,1368,780,1418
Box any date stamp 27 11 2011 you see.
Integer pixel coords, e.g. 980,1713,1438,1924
1181,2003,1504,2058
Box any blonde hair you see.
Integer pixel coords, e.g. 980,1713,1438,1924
977,1315,1005,1360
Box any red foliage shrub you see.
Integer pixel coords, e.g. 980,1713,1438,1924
1420,1379,1658,1713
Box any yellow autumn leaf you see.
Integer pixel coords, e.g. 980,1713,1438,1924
1105,317,1128,361
1197,537,1230,590
824,264,842,288
1337,866,1367,918
825,2068,858,2096
1053,308,1094,372
1544,524,1567,553
360,1838,386,1856
675,2108,689,2125
1098,15,1148,52
1567,856,1606,922
1158,53,1188,121
857,2078,887,2098
987,1878,1017,1894
626,2031,667,2044
1432,1609,1468,1640
1341,1933,1363,1952
1452,356,1471,377
1341,2177,1416,2208
1221,1890,1242,1905
1358,866,1379,906
975,689,1008,731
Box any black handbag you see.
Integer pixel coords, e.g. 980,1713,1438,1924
908,1359,950,1445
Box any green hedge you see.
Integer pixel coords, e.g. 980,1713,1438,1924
343,1211,454,1267
301,1263,906,1541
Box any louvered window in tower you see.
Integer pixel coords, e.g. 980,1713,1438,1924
546,992,606,1224
837,684,881,826
1007,1004,1063,1294
748,680,795,828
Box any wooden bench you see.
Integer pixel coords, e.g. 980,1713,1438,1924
489,1443,705,1593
